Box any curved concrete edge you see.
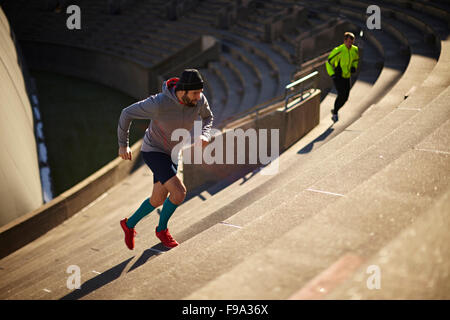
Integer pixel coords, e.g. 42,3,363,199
0,7,44,226
0,139,143,259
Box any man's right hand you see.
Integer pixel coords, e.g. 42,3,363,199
119,146,132,161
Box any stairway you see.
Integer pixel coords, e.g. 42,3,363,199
0,0,449,300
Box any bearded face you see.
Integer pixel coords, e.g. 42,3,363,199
181,93,196,107
181,89,202,107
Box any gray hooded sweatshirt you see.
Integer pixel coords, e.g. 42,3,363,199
117,77,214,155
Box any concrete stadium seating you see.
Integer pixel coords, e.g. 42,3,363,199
3,0,348,125
154,0,352,126
1,0,211,98
0,0,449,300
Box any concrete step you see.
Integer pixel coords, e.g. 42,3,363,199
211,61,243,121
5,154,292,299
195,3,223,16
382,16,437,57
198,68,227,117
221,39,276,105
149,21,199,43
0,82,356,298
207,47,446,260
161,19,289,102
134,42,173,58
0,166,154,298
178,13,216,30
340,0,440,56
197,68,213,103
0,156,284,298
329,2,438,133
2,0,447,301
208,61,230,124
116,48,159,65
234,20,264,38
374,0,449,48
187,12,217,26
191,147,450,299
75,79,449,300
221,52,259,111
430,0,450,11
272,40,295,64
207,28,294,96
185,88,450,299
305,14,407,150
0,67,442,298
326,119,450,300
222,42,263,90
320,36,382,122
180,67,436,278
137,35,188,52
414,0,450,27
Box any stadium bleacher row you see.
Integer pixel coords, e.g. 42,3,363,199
2,0,349,125
0,0,449,300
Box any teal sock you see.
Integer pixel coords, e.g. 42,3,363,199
126,198,155,228
156,198,178,232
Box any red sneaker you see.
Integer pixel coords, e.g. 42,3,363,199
155,227,179,248
120,218,137,250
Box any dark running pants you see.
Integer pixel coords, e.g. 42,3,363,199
333,76,351,115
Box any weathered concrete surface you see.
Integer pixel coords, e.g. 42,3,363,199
327,167,450,300
0,0,448,301
0,7,43,227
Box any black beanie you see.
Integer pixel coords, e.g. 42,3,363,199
175,69,204,91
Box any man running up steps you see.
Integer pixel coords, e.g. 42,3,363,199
117,69,213,249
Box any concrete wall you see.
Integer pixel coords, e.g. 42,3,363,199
182,90,321,191
21,35,219,100
0,8,43,227
21,41,152,100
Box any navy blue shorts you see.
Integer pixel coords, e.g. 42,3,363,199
142,151,178,184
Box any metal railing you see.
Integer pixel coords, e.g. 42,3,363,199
221,70,319,128
284,70,319,111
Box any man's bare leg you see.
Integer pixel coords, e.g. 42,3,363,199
150,181,169,208
154,175,186,247
162,175,186,205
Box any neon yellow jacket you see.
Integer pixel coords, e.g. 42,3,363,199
326,44,359,79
